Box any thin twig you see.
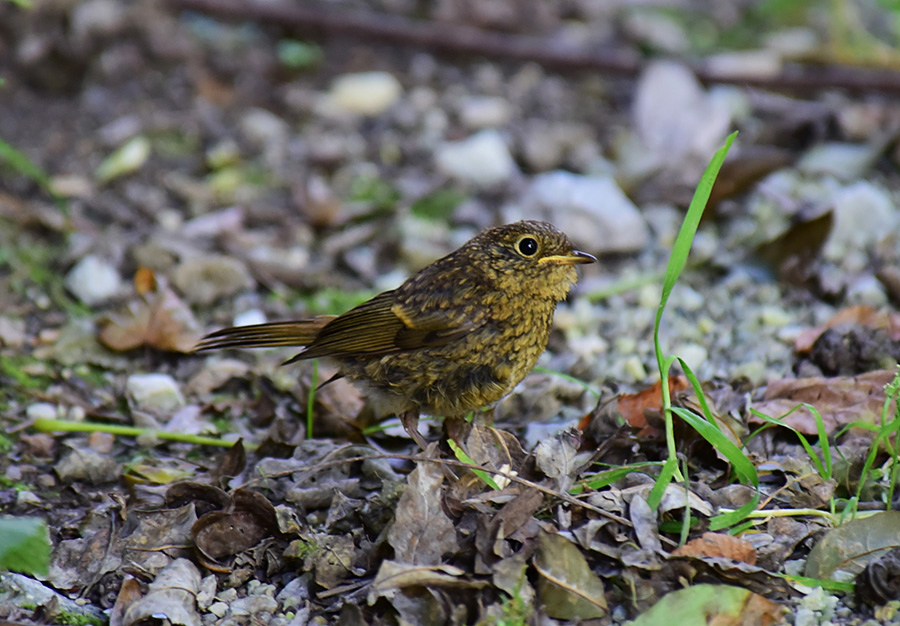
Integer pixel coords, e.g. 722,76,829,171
246,451,635,527
169,0,900,94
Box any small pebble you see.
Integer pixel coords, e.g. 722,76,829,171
208,602,229,618
127,373,185,413
172,255,254,305
234,309,267,327
328,71,402,116
622,356,648,382
794,607,816,626
17,491,41,506
26,402,59,422
672,343,708,369
434,129,517,187
458,95,512,129
64,255,122,305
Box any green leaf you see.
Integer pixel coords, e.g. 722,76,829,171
277,40,323,69
96,136,151,184
631,584,780,626
0,516,51,576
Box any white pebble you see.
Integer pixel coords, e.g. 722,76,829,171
508,171,649,254
435,129,517,188
622,356,648,382
127,373,185,413
26,402,59,421
328,71,402,116
458,95,512,129
234,309,267,327
64,255,122,305
672,343,708,369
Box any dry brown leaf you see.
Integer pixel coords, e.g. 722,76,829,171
388,453,458,565
795,305,900,353
98,269,201,353
672,532,757,565
751,369,895,434
618,376,690,434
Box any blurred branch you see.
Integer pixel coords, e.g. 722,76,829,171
169,0,900,94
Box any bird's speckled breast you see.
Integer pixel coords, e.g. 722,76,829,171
341,294,560,418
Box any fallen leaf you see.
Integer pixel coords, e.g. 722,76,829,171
806,511,900,581
618,376,690,435
752,370,895,434
99,269,202,353
753,209,832,285
630,584,782,626
795,305,900,353
672,532,757,565
387,452,458,565
534,531,607,620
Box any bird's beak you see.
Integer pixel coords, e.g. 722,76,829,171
539,250,597,266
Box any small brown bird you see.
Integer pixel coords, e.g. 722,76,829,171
196,220,595,447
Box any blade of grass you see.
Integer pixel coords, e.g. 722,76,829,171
649,130,737,511
32,418,254,449
0,137,65,211
749,405,832,480
574,461,662,492
447,440,501,490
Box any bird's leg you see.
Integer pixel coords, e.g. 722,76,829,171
400,409,428,450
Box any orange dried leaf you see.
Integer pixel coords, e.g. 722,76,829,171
672,532,757,565
99,276,201,353
134,266,157,295
618,376,690,433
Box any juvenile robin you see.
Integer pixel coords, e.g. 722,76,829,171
196,220,596,447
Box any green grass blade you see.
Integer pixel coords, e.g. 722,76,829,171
447,439,501,490
672,407,757,488
575,462,662,492
653,130,738,367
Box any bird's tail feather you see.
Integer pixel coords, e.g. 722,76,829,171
194,317,334,352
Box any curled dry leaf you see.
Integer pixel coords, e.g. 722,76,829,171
190,488,281,571
121,558,202,626
98,268,202,353
855,546,900,606
753,209,833,286
672,532,757,565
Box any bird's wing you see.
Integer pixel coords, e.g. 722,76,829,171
296,290,479,360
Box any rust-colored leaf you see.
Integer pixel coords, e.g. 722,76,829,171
618,376,690,435
672,532,757,565
98,269,201,353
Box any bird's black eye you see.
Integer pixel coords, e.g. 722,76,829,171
516,236,539,257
